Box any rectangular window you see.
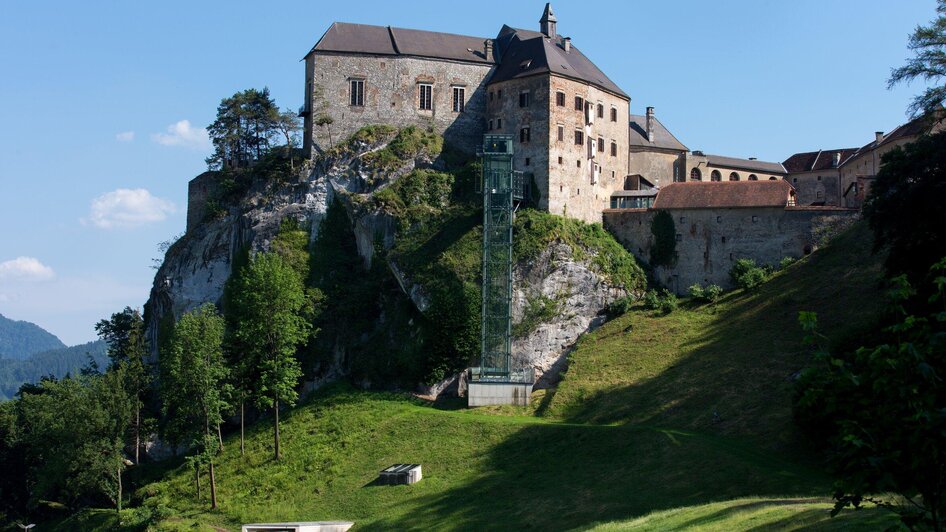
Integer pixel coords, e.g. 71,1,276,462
558,156,563,165
557,125,564,142
610,107,617,122
597,137,604,153
306,81,312,111
519,91,531,107
452,87,465,112
497,89,502,99
350,79,365,106
497,118,502,129
520,127,531,143
556,91,566,106
575,130,584,145
525,157,531,166
488,119,493,130
610,141,617,157
418,84,432,110
597,103,604,118
575,96,584,111
489,91,494,102
577,160,581,168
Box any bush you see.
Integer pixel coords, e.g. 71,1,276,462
643,289,678,314
779,256,797,270
607,295,636,317
730,258,770,290
688,283,724,303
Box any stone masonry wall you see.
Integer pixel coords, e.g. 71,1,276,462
603,206,859,293
788,169,841,206
303,52,493,156
186,172,219,232
628,148,683,189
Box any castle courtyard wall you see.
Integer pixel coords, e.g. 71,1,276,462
603,206,859,293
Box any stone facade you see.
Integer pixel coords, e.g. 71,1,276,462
186,171,220,232
627,148,682,189
303,53,494,156
603,206,858,293
788,169,841,206
682,152,786,183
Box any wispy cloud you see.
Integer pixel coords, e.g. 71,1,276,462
151,119,210,150
116,130,135,142
0,257,55,282
83,188,175,229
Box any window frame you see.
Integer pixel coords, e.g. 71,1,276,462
597,103,604,119
556,91,566,106
610,141,617,157
575,129,584,145
557,124,564,142
418,83,433,111
597,136,605,153
690,167,702,181
452,86,465,113
610,107,617,122
520,127,531,143
519,91,531,108
575,96,584,111
350,79,365,107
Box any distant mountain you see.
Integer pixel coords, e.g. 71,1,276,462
0,340,108,400
0,313,65,360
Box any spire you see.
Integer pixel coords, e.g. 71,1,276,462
540,3,557,39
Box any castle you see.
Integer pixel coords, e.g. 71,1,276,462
289,4,934,291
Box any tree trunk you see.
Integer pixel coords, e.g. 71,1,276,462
274,397,280,461
134,402,140,464
195,464,201,500
240,400,245,456
117,466,122,513
217,423,224,451
209,460,218,509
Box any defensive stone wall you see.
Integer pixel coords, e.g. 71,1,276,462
186,171,220,232
603,206,859,293
303,53,493,156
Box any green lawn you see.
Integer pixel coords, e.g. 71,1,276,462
71,223,891,531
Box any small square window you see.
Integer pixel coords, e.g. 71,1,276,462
675,233,683,242
752,215,759,223
716,216,722,223
721,236,727,243
558,156,563,164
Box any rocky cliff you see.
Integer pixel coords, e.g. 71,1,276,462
145,126,644,395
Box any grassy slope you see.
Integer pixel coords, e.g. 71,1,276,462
106,223,893,531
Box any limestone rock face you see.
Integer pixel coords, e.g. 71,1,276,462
511,242,626,387
146,132,630,395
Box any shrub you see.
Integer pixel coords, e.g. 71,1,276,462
688,283,724,303
607,295,636,317
730,258,770,290
649,210,677,267
779,256,797,270
643,289,678,314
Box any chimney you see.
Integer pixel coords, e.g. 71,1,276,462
875,131,884,144
645,107,655,142
749,157,757,160
563,36,571,53
484,39,493,60
540,3,557,39
832,152,841,167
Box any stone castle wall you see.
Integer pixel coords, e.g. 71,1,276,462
186,172,220,232
303,53,494,156
603,206,859,293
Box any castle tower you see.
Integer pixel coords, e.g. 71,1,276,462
540,3,557,39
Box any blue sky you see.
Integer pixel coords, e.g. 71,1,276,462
0,0,937,345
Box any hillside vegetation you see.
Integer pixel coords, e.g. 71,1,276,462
0,313,64,360
61,221,896,531
0,341,108,400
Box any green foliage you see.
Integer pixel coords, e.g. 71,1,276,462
206,87,280,170
513,209,647,291
643,289,678,314
231,253,310,416
512,294,563,338
361,125,443,169
729,258,771,290
649,210,677,268
160,304,229,451
16,370,133,510
607,295,636,317
793,259,946,530
688,283,724,304
779,256,797,270
887,0,946,117
864,130,946,284
371,169,455,231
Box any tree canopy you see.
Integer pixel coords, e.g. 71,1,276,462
889,0,946,117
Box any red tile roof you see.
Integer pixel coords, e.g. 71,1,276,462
653,180,794,209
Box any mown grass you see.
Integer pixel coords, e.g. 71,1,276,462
72,224,887,531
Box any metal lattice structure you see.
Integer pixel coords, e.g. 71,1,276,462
473,135,528,382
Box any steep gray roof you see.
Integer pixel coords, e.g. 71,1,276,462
490,25,628,98
629,115,688,152
307,22,495,64
705,154,786,175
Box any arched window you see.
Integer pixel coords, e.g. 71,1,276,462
748,174,758,181
729,172,740,181
710,170,721,181
769,176,778,181
690,168,702,181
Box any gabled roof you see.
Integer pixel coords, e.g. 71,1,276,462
629,114,688,151
307,22,495,64
782,148,858,173
705,154,786,175
840,109,946,167
653,180,795,210
489,25,628,98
